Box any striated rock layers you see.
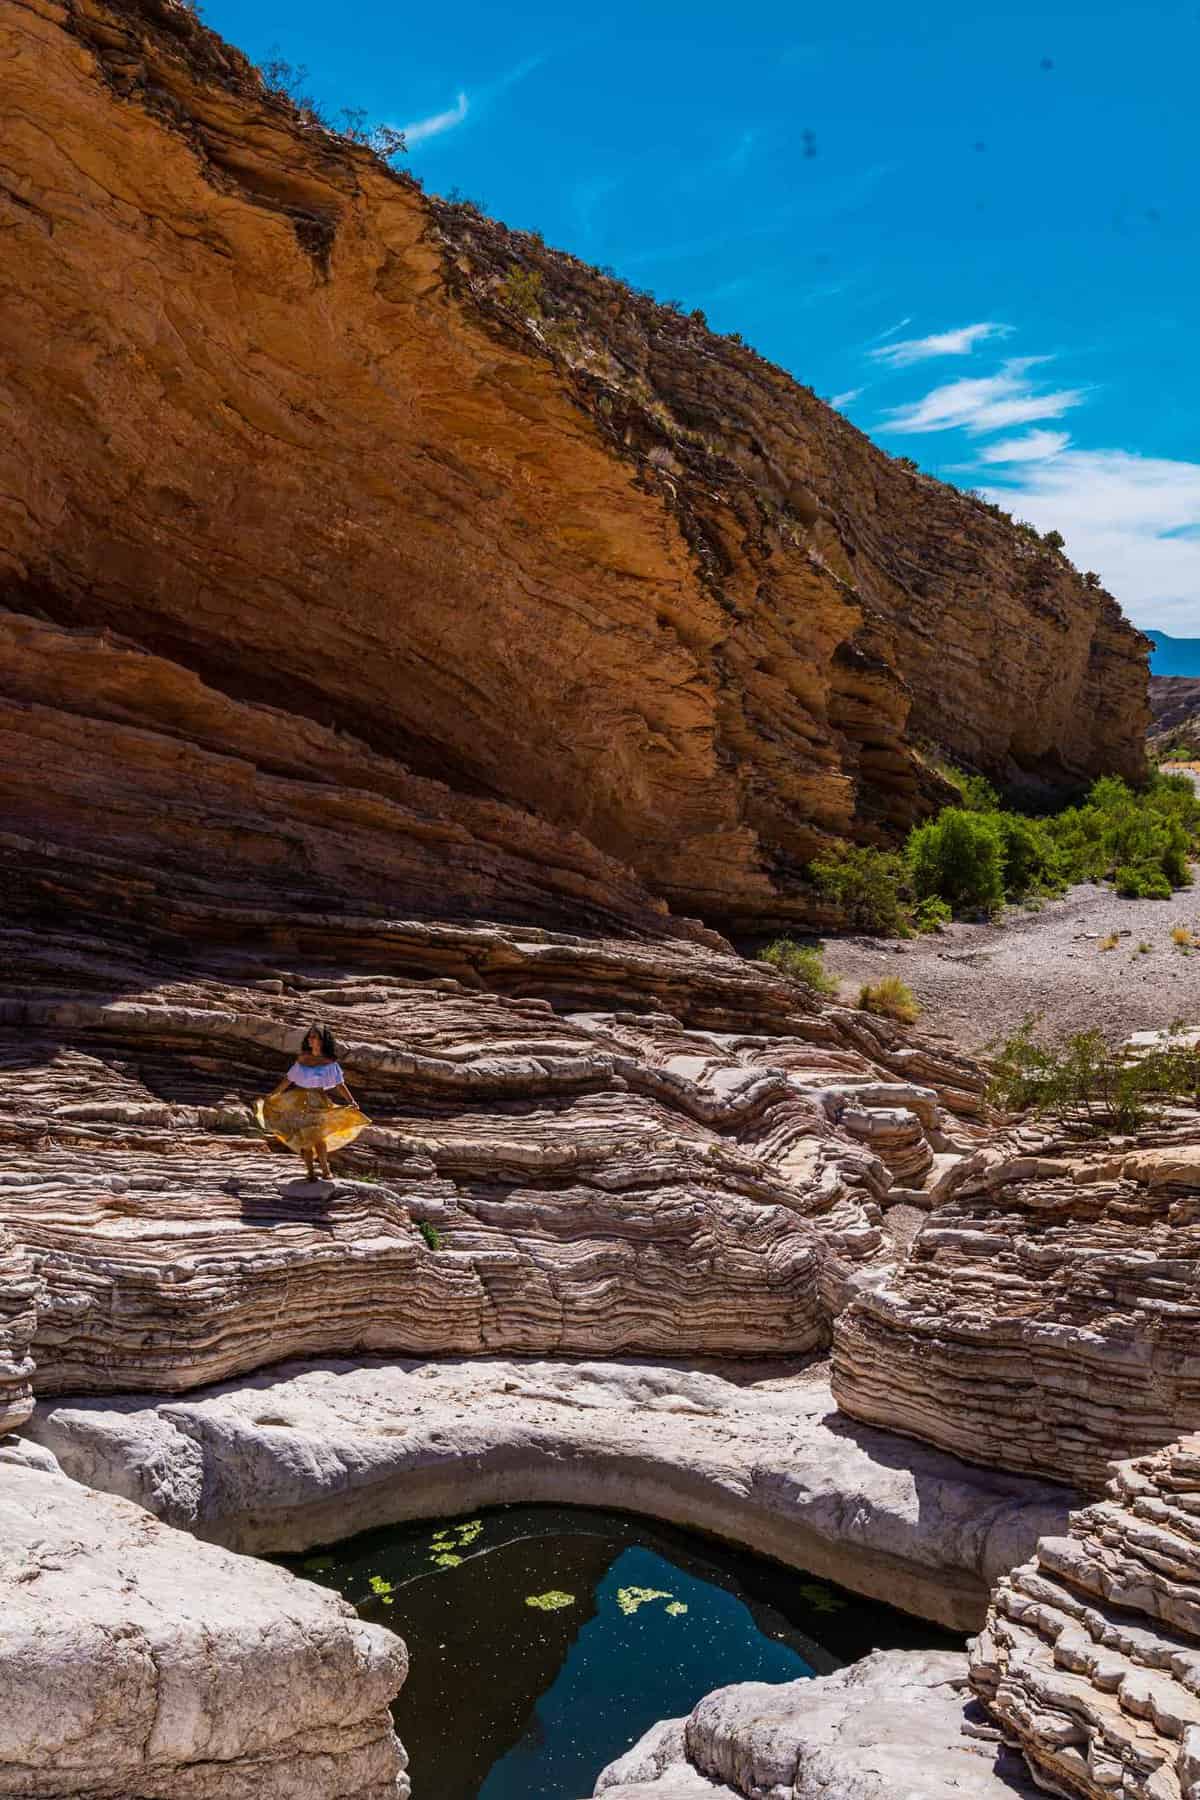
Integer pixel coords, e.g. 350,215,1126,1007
591,1649,1041,1800
1149,677,1200,756
0,0,1149,932
832,1138,1200,1494
0,912,986,1415
0,1459,408,1798
971,1435,1200,1800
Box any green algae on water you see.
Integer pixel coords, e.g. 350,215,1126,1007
665,1601,688,1616
525,1590,576,1611
615,1586,673,1616
368,1575,395,1605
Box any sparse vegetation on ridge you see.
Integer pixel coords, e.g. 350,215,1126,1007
988,1016,1200,1132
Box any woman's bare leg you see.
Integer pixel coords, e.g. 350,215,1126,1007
303,1147,316,1181
317,1144,333,1181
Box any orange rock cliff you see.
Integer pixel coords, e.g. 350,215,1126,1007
0,0,1151,933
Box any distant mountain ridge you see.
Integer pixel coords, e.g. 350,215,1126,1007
1147,630,1200,677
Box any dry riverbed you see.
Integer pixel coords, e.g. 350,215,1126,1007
821,874,1200,1053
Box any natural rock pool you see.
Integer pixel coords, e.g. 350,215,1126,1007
286,1505,958,1800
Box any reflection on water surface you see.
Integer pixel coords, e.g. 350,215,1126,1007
287,1505,958,1800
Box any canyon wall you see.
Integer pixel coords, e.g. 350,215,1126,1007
0,0,1149,933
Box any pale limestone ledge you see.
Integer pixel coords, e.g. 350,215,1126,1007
0,1458,408,1799
28,1356,1072,1635
589,1649,1042,1800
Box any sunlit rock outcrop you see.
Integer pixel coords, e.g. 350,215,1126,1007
29,1357,1072,1634
0,914,987,1396
0,0,1149,934
0,1460,408,1798
832,1136,1200,1492
591,1649,1041,1800
971,1434,1200,1799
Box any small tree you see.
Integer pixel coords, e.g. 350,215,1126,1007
907,808,1005,914
1043,529,1066,552
809,845,910,934
502,267,544,317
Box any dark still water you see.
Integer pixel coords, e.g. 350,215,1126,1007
285,1506,957,1800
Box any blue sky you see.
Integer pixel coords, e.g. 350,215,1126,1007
205,0,1199,631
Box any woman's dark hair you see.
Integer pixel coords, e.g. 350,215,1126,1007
299,1023,338,1060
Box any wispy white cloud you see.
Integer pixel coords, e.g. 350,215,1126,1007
870,316,912,344
400,90,469,146
871,321,1012,367
881,357,1087,436
831,388,864,408
396,54,547,152
571,174,621,248
978,429,1072,462
485,53,547,102
981,448,1200,631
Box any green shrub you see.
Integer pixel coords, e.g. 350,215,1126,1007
907,771,1198,915
502,267,544,315
418,1219,441,1251
907,808,1006,914
912,895,952,933
994,811,1061,897
809,845,910,934
989,1017,1200,1132
857,976,919,1024
937,764,1001,813
1115,864,1172,899
759,939,838,996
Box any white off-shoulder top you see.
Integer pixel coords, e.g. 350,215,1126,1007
287,1060,345,1090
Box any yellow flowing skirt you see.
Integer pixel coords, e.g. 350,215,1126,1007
256,1087,371,1154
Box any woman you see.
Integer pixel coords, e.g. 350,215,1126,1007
257,1025,370,1182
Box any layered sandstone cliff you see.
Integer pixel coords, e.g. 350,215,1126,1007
0,909,986,1420
1149,677,1200,756
832,1137,1200,1493
0,0,1149,932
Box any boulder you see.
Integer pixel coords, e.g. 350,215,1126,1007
0,1461,408,1798
591,1649,1042,1799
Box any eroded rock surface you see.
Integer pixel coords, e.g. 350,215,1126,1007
0,1461,408,1798
0,1228,40,1433
0,0,1148,933
971,1435,1200,1800
28,1359,1072,1633
590,1649,1041,1799
833,1134,1200,1493
0,916,986,1397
